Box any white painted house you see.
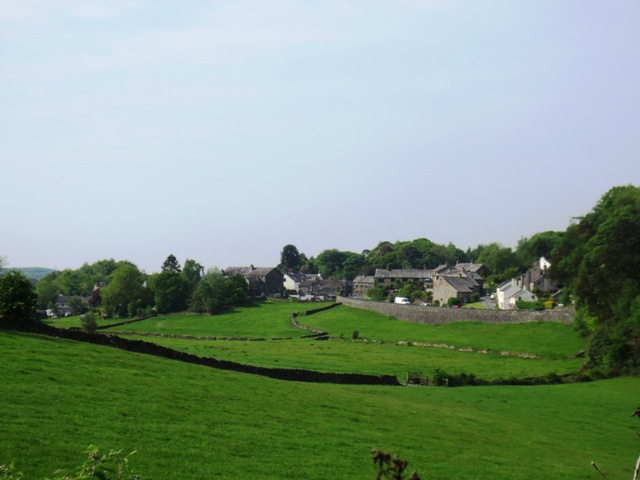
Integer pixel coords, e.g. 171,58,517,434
496,278,537,310
283,272,322,294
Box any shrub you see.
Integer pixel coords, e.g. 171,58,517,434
515,300,544,310
1,446,139,480
352,330,360,340
366,287,386,302
50,446,140,480
371,449,420,480
574,307,598,336
446,297,461,308
80,312,98,333
410,290,426,303
432,368,449,386
0,461,22,480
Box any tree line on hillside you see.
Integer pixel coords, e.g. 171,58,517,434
550,185,640,376
33,254,251,318
2,184,639,376
278,232,564,288
25,232,564,319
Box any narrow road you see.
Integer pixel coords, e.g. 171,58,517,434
480,296,495,309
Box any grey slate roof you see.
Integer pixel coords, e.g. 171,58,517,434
353,275,375,284
223,266,278,277
454,263,485,273
286,273,320,282
440,275,478,293
374,269,432,279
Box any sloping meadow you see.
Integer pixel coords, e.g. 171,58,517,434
1,328,638,479
107,302,588,382
7,302,640,480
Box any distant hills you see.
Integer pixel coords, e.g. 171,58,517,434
0,267,56,282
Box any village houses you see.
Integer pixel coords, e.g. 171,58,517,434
222,265,285,297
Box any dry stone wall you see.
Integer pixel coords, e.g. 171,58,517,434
5,321,399,386
337,296,574,325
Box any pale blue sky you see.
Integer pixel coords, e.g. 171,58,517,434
1,1,639,273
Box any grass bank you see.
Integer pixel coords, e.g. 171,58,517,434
1,329,638,479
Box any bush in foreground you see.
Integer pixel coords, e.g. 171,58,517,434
1,446,139,480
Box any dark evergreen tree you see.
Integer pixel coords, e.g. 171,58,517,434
161,254,182,273
279,244,303,272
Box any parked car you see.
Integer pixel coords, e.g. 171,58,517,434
394,297,411,305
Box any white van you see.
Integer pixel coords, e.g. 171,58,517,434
394,297,411,305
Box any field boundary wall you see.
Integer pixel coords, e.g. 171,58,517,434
337,296,574,325
4,322,399,386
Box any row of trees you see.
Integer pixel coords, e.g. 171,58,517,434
550,185,640,375
6,230,565,322
279,231,564,288
35,254,250,318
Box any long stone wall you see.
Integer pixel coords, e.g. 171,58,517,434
337,296,574,325
5,321,399,386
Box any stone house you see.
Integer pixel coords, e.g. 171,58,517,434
432,274,480,306
352,275,375,296
520,257,557,293
374,269,433,288
222,265,284,297
430,263,488,293
52,293,91,317
298,278,349,299
371,264,488,300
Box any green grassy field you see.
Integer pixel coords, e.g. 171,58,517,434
1,329,638,479
4,302,638,479
123,335,585,381
49,301,329,338
106,303,587,381
298,305,585,358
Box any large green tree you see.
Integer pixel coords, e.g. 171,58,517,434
552,185,640,374
36,272,61,308
190,269,249,314
148,271,189,314
181,258,204,301
367,241,400,270
516,231,564,268
279,244,304,272
0,271,37,325
315,249,351,278
34,259,135,307
477,243,521,284
191,269,226,314
101,264,149,318
342,252,367,279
